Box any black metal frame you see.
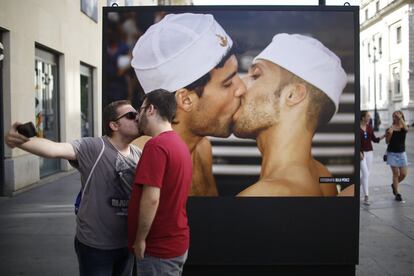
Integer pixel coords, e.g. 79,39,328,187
0,30,4,195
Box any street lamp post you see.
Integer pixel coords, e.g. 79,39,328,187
369,40,381,131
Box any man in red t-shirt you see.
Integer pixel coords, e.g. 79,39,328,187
128,89,192,276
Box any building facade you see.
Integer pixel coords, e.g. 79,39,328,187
360,0,414,128
0,0,192,196
0,0,107,196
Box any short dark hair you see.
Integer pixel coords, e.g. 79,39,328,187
361,110,368,121
307,87,336,130
145,89,177,123
184,46,235,97
276,65,336,131
103,100,131,136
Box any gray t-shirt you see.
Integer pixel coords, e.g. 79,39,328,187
70,136,141,249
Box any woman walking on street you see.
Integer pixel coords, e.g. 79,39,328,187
386,110,409,202
360,111,385,205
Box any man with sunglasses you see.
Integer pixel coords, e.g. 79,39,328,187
131,13,246,196
5,100,142,276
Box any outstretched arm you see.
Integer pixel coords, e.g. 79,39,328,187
371,127,385,143
5,122,76,160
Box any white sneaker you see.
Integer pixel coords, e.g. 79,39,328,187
363,200,370,206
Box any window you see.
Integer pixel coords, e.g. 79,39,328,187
80,64,94,137
396,26,401,44
35,48,60,177
367,42,371,58
391,65,401,100
365,9,368,20
393,69,400,95
378,74,382,100
367,77,371,102
159,0,171,5
81,0,98,22
378,37,382,55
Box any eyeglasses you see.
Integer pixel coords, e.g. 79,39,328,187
114,111,137,121
139,105,150,113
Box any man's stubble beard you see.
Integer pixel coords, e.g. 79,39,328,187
117,120,140,141
233,89,281,139
139,114,149,136
188,106,233,138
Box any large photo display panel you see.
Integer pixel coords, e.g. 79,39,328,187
103,6,357,197
102,5,359,272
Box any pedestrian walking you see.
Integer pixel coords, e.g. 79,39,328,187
386,110,409,202
360,111,385,205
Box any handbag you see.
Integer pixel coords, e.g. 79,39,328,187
75,137,105,214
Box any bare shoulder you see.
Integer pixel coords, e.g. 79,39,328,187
311,159,338,196
195,137,212,153
190,137,218,196
238,165,323,196
193,137,213,162
312,159,332,176
237,179,298,197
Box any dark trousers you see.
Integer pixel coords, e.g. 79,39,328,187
74,237,134,276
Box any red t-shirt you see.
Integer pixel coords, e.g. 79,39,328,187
128,131,192,258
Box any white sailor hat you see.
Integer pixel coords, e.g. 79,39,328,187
254,33,347,110
131,13,233,93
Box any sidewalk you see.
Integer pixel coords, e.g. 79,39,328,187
0,172,79,276
0,132,413,275
356,129,414,276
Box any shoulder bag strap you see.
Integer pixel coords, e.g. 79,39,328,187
81,137,105,199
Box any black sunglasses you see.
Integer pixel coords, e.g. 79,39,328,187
114,111,138,121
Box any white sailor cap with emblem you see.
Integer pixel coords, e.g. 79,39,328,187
131,13,233,94
254,33,348,111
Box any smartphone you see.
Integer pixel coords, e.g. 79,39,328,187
17,122,37,138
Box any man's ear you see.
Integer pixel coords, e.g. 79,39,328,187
147,104,156,116
175,88,195,112
109,121,119,132
285,83,308,106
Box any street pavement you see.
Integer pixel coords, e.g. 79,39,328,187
356,128,414,276
0,172,78,276
0,129,413,275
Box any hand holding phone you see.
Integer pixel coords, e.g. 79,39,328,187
16,122,37,138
